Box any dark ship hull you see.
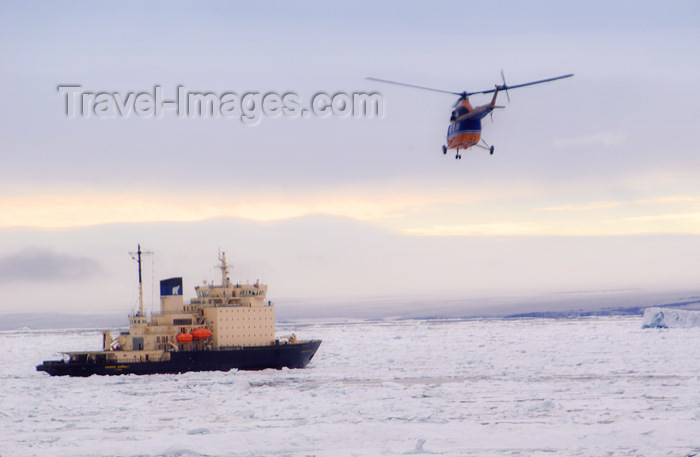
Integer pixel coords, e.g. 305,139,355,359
37,340,321,377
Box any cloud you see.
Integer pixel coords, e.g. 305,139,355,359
535,194,700,212
634,195,700,205
551,132,625,150
535,201,622,212
0,185,498,229
621,212,700,223
0,248,102,282
402,223,545,237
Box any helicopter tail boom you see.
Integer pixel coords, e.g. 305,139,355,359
472,73,574,96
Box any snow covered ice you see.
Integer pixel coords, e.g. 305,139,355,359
642,307,700,328
2,316,700,457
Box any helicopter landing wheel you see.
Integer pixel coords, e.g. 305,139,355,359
489,146,494,155
442,145,447,155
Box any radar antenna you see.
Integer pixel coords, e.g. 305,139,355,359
217,250,233,287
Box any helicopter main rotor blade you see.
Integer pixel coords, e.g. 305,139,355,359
466,73,574,96
366,77,462,96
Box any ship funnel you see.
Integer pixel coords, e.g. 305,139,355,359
160,277,184,313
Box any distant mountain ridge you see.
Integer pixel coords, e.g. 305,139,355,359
3,295,699,330
3,214,700,318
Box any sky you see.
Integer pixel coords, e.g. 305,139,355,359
1,1,699,316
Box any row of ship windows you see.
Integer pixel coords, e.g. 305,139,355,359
197,290,264,299
198,288,264,296
219,308,270,313
240,290,264,296
221,325,269,330
178,305,272,313
220,334,273,340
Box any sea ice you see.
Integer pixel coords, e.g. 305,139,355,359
2,316,700,457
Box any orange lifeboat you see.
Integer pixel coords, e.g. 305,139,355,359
191,328,212,340
176,332,193,343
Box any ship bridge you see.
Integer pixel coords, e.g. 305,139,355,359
189,251,269,309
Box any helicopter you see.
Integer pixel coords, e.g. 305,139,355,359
367,72,573,159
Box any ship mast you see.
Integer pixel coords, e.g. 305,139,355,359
218,250,231,287
130,244,152,316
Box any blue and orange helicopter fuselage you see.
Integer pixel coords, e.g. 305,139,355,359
445,89,499,159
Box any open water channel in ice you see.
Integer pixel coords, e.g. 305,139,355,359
2,316,700,457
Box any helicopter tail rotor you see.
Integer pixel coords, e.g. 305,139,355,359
500,69,511,103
